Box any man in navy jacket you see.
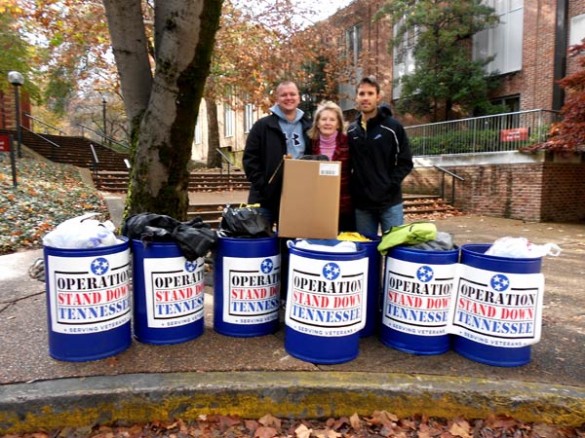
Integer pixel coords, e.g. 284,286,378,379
348,76,414,236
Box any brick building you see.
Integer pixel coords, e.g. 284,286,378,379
0,88,31,131
327,0,585,115
326,0,585,223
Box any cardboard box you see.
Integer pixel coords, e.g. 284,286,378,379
278,159,341,239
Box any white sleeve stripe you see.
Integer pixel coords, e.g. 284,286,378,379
381,125,401,161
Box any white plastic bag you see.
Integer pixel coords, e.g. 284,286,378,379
485,236,561,258
288,239,358,253
43,213,119,249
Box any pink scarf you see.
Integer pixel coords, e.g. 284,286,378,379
319,132,338,160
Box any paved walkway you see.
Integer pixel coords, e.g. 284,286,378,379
0,192,584,433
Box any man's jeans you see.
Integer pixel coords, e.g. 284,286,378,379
355,203,404,236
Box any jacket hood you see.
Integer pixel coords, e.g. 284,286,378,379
379,103,393,117
270,104,305,123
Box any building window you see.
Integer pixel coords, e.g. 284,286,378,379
194,118,202,144
570,14,585,46
491,95,520,113
473,0,524,75
244,103,254,133
392,18,416,99
345,24,362,65
224,103,235,138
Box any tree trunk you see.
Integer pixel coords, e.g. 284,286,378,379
102,0,152,130
103,0,223,221
205,95,222,169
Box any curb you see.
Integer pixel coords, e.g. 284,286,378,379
1,371,584,434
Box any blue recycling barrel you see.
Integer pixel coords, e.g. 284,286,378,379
357,235,382,337
43,238,132,362
131,240,205,345
380,245,459,355
213,235,281,337
452,244,543,367
284,241,368,364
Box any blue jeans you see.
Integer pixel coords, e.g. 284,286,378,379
355,203,404,236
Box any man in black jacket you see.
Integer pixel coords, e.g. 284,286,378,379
243,81,312,226
348,76,414,236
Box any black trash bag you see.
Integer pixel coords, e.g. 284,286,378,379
219,205,273,238
299,154,329,161
122,213,218,261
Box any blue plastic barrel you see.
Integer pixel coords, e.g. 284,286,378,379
213,235,280,337
43,238,132,362
131,240,205,345
359,235,382,337
452,244,543,367
380,245,459,355
284,242,368,364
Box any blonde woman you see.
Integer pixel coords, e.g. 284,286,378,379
308,101,354,232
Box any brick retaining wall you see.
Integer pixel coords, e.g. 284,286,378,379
404,159,585,223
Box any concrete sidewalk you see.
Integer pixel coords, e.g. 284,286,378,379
1,193,584,433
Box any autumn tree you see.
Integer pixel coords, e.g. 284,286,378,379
102,0,223,219
0,7,41,107
528,40,585,153
377,0,502,122
204,0,345,167
5,0,125,137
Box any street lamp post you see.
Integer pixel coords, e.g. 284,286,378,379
7,71,24,158
102,97,107,145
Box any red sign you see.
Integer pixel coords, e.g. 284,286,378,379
500,128,529,142
0,135,10,152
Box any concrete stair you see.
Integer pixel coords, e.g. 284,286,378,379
1,129,130,172
94,170,251,192
186,195,460,228
188,203,227,228
4,127,458,225
403,195,461,218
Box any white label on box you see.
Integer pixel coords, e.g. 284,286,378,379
447,264,544,347
319,162,340,176
221,255,280,325
285,253,368,337
382,257,456,337
143,256,205,328
47,249,131,334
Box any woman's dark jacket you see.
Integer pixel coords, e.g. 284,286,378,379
347,105,413,210
243,113,311,215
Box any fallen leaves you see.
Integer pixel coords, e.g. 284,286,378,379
0,157,109,254
4,412,581,438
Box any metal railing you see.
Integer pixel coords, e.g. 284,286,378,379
434,165,464,205
78,124,129,153
22,126,61,160
24,113,129,153
23,113,67,136
89,143,100,176
405,109,561,156
216,147,235,188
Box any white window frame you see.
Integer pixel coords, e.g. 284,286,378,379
224,103,235,138
392,18,417,99
244,103,254,133
570,14,585,46
346,24,362,65
194,118,202,144
473,0,524,75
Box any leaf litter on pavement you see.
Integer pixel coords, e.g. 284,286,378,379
2,411,583,437
0,156,110,255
